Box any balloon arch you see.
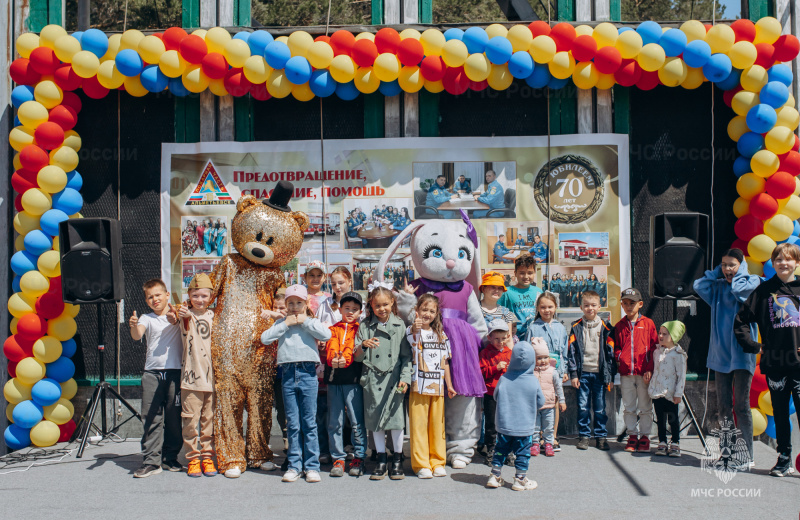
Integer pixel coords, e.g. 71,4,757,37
3,18,800,449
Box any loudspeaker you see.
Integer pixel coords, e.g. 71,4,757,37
59,218,124,304
650,212,709,298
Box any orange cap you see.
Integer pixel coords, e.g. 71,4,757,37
480,271,506,291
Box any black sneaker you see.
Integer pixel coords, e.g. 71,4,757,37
162,460,183,472
596,438,610,451
770,454,795,477
348,458,364,476
134,464,162,478
280,458,289,472
576,437,590,450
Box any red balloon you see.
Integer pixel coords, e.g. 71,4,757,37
730,238,749,252
36,291,65,319
419,55,445,82
779,151,800,176
614,59,642,87
330,30,356,56
754,43,775,69
550,23,576,52
163,27,188,51
594,46,622,74
180,34,208,65
14,193,24,212
29,47,60,75
765,171,796,199
17,168,39,184
201,52,229,80
223,68,251,97
58,420,77,443
794,135,800,153
249,82,271,101
351,39,378,68
11,170,37,194
397,39,424,67
17,313,47,341
19,145,50,172
61,91,82,114
314,35,331,44
374,28,401,54
773,34,800,63
53,64,83,91
10,58,42,85
34,121,66,150
48,105,78,131
528,21,551,38
442,66,469,96
571,35,597,63
469,79,489,92
3,335,33,363
731,19,756,43
49,276,62,295
752,365,768,393
734,214,764,241
723,85,743,107
636,70,660,91
8,360,18,378
82,75,110,99
749,192,779,220
152,32,163,40
704,23,713,33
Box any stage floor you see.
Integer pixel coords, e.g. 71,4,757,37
1,430,796,519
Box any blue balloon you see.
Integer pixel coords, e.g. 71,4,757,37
61,338,77,358
11,250,39,276
759,81,790,108
12,275,21,293
787,235,800,246
141,65,168,93
248,30,274,57
618,27,634,34
549,76,569,90
508,51,534,79
31,378,62,407
23,230,53,256
66,170,83,190
82,28,109,59
703,53,732,83
52,188,83,215
46,357,76,383
793,220,800,237
284,56,312,85
40,209,69,237
4,424,31,451
462,27,489,54
11,85,35,108
168,76,189,97
737,132,764,158
637,21,662,46
763,259,776,278
767,64,793,87
791,399,797,415
379,80,402,97
485,36,513,65
264,41,291,70
72,31,84,44
746,104,778,134
14,116,21,127
335,80,360,101
115,49,144,77
683,40,712,68
12,400,44,429
660,29,687,57
525,64,551,89
716,68,742,91
733,156,751,178
233,31,250,43
444,28,464,41
765,415,776,437
309,70,336,98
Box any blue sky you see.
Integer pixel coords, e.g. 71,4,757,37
558,232,609,248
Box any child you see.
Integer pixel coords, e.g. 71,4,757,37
355,287,412,480
486,342,545,491
498,254,543,340
303,260,331,315
531,338,566,457
613,288,658,453
480,319,514,462
271,291,289,471
325,291,367,478
567,290,616,451
526,292,569,451
260,285,332,483
649,321,687,457
317,266,356,327
128,279,183,478
480,271,515,327
407,294,456,479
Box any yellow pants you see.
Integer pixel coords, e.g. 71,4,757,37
181,390,215,460
409,393,446,473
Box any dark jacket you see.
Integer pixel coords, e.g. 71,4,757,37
567,317,616,385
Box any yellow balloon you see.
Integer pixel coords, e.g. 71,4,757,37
680,20,707,43
159,50,187,78
202,27,229,54
729,41,757,70
741,65,768,93
16,357,46,385
549,51,575,79
4,378,32,404
658,57,687,87
15,235,26,252
795,177,800,197
13,152,22,170
38,250,61,277
96,60,125,89
573,61,600,89
17,100,49,130
424,79,444,93
575,25,594,37
745,256,764,276
354,32,373,42
191,29,208,39
287,31,314,58
63,130,81,152
307,41,334,70
20,271,50,298
596,73,616,90
786,94,796,108
399,29,421,40
48,314,77,341
39,25,68,49
751,150,780,178
66,302,80,318
486,24,508,39
398,66,424,93
507,25,533,52
6,402,15,423
765,126,795,155
224,39,251,69
373,53,400,82
9,126,35,152
681,66,705,89
138,35,166,64
291,82,315,102
780,195,800,220
329,55,356,83
13,211,40,235
775,106,799,131
21,188,52,215
731,90,760,117
52,235,60,252
44,399,74,425
119,29,145,51
61,378,78,400
754,17,781,44
182,65,210,93
33,336,63,364
748,234,777,262
441,39,468,68
736,172,766,200
638,43,666,72
267,70,292,99
123,75,149,98
751,408,767,436
733,197,751,218
530,35,556,64
208,78,228,96
706,24,735,54
275,35,289,44
54,35,82,63
488,64,514,91
354,67,380,94
765,214,794,241
30,420,60,447
464,53,491,82
34,80,63,109
757,390,773,415
420,29,446,57
101,34,122,62
71,50,101,78
593,22,618,48
616,30,643,59
16,33,40,59
50,146,79,172
243,56,271,84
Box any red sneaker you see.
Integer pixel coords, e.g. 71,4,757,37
544,444,555,457
637,436,651,453
530,443,540,456
625,435,638,452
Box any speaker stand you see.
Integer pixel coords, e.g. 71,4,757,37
72,304,142,458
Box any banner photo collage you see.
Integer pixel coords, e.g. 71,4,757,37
161,135,630,323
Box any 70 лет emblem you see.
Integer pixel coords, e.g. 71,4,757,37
533,155,605,224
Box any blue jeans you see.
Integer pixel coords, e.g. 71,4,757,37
533,407,555,444
577,372,608,438
492,434,533,474
327,384,367,460
282,362,320,472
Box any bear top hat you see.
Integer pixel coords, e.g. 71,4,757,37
264,180,294,212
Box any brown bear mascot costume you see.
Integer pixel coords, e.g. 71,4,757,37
208,181,308,478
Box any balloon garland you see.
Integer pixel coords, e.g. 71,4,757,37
4,18,800,449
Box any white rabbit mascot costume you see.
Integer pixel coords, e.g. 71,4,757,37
377,210,488,467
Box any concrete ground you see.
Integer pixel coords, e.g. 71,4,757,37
1,428,796,519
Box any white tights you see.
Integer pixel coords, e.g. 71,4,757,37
373,429,403,453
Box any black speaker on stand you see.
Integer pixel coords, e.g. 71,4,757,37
58,218,141,458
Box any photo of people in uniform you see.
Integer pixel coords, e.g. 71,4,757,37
485,221,553,266
541,265,609,309
353,252,415,292
181,216,228,258
342,198,413,249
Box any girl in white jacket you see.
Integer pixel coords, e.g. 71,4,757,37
648,321,688,457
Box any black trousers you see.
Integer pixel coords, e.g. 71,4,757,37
483,394,497,449
767,371,800,455
653,397,680,444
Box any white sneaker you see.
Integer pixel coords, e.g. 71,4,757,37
260,461,277,471
417,468,433,479
512,477,538,491
224,468,241,479
451,459,467,469
433,466,447,477
282,469,302,482
305,470,321,483
486,474,504,488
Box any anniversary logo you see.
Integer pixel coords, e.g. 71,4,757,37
533,154,605,224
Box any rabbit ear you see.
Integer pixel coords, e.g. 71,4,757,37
468,239,482,296
376,221,426,283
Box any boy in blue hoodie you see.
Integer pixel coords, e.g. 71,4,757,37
486,342,546,491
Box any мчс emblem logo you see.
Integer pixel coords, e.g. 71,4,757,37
186,160,234,206
533,154,604,224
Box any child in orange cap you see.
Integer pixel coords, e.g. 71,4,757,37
480,271,515,328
